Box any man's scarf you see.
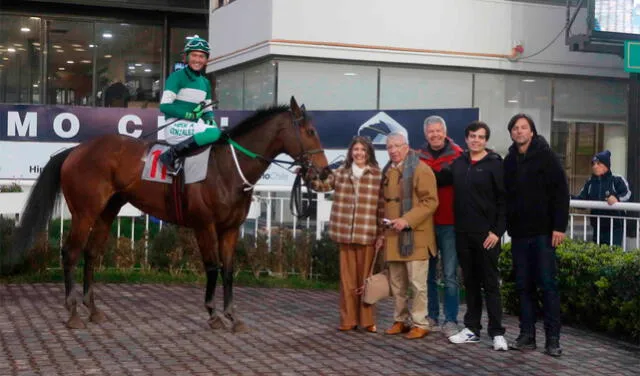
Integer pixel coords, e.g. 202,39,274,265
399,151,420,256
383,150,420,257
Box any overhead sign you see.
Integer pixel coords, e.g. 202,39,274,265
594,0,640,35
624,40,640,72
0,105,478,184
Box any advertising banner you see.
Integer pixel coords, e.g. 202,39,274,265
0,105,478,184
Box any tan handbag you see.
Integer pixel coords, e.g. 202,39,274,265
362,245,391,305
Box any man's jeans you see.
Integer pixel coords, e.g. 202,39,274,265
511,235,561,338
427,225,459,324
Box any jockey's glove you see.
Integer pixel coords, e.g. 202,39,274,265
192,102,206,119
184,111,197,120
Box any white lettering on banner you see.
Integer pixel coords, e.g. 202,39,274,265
157,116,166,140
7,112,37,137
118,115,142,138
53,113,80,138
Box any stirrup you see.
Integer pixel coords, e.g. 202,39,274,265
166,160,184,176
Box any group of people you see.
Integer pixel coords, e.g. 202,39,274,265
159,35,631,360
324,114,571,358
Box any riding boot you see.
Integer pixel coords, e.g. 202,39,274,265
159,137,200,174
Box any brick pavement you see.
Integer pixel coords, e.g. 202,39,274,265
0,284,637,376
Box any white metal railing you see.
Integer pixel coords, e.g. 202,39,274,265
3,191,640,264
568,200,640,251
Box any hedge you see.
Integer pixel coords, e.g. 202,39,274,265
499,239,640,343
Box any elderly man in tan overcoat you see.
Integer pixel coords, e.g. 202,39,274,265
377,131,439,340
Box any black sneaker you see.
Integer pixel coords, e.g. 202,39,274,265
544,336,563,357
510,333,537,350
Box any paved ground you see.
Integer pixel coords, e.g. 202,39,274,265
0,284,637,376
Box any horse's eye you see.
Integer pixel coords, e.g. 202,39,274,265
307,129,316,137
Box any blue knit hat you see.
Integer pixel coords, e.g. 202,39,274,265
592,150,611,169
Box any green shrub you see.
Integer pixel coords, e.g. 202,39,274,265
499,240,640,343
0,182,22,192
311,232,339,282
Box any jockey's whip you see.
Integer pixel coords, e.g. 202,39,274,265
139,100,218,140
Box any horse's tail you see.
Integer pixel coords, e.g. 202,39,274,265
4,148,75,273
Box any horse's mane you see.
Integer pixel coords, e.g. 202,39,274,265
227,105,291,138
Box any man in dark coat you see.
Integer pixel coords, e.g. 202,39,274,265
448,121,507,351
503,114,569,357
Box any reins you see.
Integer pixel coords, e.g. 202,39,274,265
223,110,325,219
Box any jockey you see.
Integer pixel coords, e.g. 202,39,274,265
159,35,223,173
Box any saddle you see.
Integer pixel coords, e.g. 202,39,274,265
141,143,213,225
142,142,212,184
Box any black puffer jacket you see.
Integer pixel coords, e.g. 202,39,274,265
451,150,506,236
503,136,570,237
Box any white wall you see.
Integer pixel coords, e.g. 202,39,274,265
209,0,625,78
209,0,274,68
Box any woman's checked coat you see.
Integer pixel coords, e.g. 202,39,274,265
325,165,383,245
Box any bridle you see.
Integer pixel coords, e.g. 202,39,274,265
227,108,328,219
286,110,327,220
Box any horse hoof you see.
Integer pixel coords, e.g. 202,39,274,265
66,315,86,329
232,320,248,333
208,316,224,330
89,310,107,324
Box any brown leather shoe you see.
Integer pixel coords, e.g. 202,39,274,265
385,322,410,335
405,326,430,339
364,325,377,333
337,325,357,331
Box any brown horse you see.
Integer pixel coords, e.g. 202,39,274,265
11,96,330,331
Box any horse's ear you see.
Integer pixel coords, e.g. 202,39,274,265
290,96,302,117
300,104,306,112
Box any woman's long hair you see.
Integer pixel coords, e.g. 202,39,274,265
344,136,378,169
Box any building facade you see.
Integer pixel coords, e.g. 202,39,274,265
208,0,634,196
0,0,208,108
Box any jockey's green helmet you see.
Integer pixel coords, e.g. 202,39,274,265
184,35,210,57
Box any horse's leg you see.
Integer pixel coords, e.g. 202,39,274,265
83,198,124,324
195,226,222,329
220,228,246,332
62,217,93,329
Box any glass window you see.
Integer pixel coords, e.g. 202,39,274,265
215,69,243,110
47,20,94,106
554,78,627,124
243,60,276,110
0,15,41,104
214,60,276,110
474,74,552,156
380,67,473,109
277,61,378,110
96,22,162,108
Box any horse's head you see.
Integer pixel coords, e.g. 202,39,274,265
282,96,332,185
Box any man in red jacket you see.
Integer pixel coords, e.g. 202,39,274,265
419,115,463,338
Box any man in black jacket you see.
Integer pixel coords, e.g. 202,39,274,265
503,114,569,357
448,121,508,351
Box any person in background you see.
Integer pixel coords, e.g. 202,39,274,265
379,132,439,340
573,150,631,247
419,115,463,338
448,121,508,351
503,113,569,357
315,136,382,333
